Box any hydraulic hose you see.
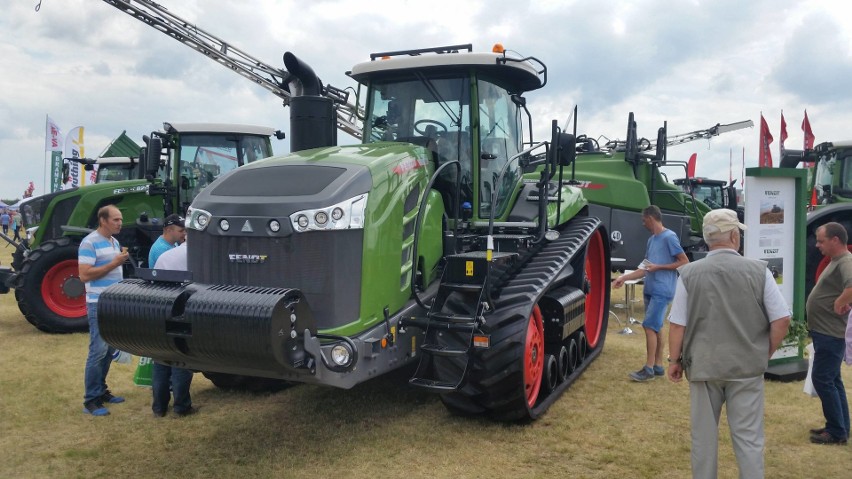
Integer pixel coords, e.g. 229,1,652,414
410,160,461,310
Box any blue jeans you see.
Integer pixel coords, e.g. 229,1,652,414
642,294,671,333
84,304,115,404
811,331,850,440
152,363,193,414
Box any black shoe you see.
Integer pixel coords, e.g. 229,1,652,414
809,427,826,435
152,409,167,418
174,406,198,417
810,431,847,445
101,390,125,404
83,400,109,416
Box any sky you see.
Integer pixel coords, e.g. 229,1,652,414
2,0,851,200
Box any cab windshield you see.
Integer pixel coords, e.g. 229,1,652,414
170,133,272,208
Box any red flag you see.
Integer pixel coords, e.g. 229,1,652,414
802,110,815,150
779,111,788,160
759,113,773,167
687,153,697,178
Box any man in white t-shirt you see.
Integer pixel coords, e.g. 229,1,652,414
151,242,194,416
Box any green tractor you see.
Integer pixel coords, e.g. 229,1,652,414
98,44,611,421
780,141,852,296
0,122,280,333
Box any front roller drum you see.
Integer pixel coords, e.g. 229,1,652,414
99,280,315,373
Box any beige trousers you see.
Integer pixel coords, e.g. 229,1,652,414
689,376,765,479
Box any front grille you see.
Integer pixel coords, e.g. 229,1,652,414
188,229,363,330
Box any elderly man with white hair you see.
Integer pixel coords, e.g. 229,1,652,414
667,208,791,479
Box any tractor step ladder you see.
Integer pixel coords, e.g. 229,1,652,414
409,251,517,392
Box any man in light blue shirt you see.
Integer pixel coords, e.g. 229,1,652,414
613,205,689,381
78,205,129,416
148,214,185,267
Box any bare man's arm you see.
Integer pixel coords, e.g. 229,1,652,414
667,323,685,383
768,316,791,359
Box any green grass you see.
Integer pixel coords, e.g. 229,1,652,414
1,248,850,478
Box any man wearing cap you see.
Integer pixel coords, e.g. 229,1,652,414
613,205,689,381
805,221,852,445
668,209,790,478
148,214,185,267
150,241,196,417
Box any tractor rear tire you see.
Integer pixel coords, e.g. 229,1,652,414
202,372,294,393
15,237,88,333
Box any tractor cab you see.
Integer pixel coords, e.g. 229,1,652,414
809,141,852,205
143,122,278,213
349,44,546,221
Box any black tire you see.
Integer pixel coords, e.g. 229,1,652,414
202,372,294,393
15,237,88,333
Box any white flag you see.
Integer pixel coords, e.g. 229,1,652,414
64,126,85,188
45,116,63,152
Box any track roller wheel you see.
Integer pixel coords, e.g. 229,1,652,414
543,354,558,392
567,338,579,373
557,344,570,381
577,331,587,362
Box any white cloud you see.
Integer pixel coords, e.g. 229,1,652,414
0,0,849,201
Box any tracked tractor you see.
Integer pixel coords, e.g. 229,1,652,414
97,44,611,421
0,123,279,332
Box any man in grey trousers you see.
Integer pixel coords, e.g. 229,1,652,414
667,209,791,479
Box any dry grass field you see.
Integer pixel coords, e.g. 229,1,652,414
1,246,850,478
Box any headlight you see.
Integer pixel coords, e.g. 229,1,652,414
186,206,212,231
269,220,281,232
219,219,230,231
330,344,353,367
289,193,368,232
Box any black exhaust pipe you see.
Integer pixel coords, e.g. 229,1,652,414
283,51,336,152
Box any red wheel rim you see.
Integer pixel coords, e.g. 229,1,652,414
583,229,606,348
40,259,86,318
524,305,544,408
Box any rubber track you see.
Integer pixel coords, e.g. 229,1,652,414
446,216,605,420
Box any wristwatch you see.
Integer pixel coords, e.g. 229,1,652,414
667,356,681,363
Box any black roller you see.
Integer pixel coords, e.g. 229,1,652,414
99,280,316,374
182,284,314,370
99,279,198,357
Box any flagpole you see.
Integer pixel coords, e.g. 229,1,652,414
43,114,49,195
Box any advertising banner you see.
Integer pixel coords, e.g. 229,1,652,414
64,126,85,188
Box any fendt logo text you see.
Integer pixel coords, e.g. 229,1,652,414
228,254,268,264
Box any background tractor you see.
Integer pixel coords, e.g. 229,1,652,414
0,122,280,332
780,141,852,296
566,117,751,268
98,44,611,421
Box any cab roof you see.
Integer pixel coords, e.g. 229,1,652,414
163,122,276,136
348,44,545,93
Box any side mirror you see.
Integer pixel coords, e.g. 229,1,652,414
84,164,94,171
145,137,163,177
557,133,576,166
624,112,639,163
653,123,667,165
62,163,70,184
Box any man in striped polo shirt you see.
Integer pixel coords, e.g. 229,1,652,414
78,205,129,416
